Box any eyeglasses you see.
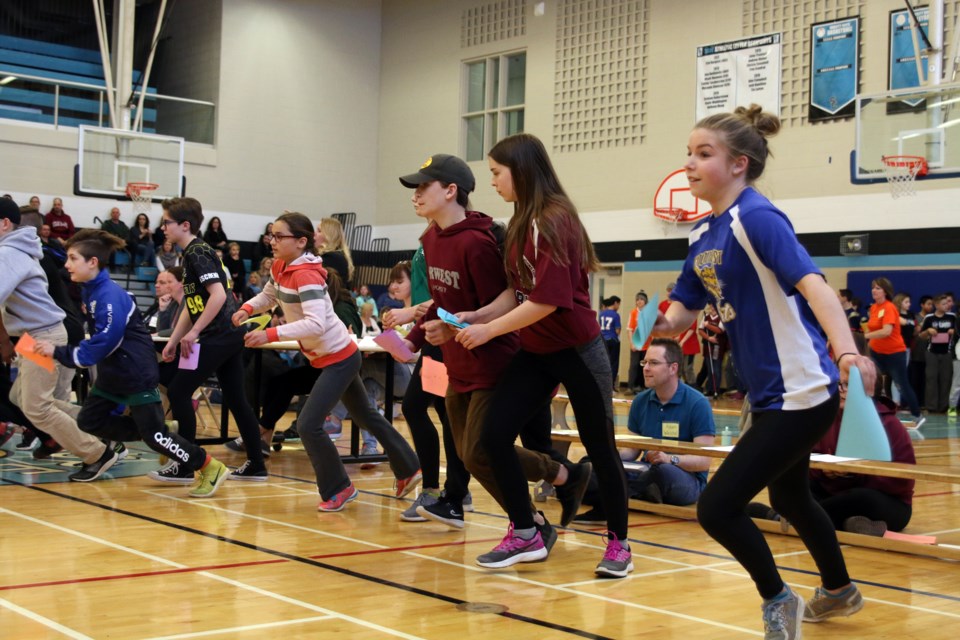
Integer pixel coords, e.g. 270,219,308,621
266,233,298,242
160,219,179,226
639,360,668,367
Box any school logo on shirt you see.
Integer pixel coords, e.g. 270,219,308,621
428,266,461,292
694,249,737,323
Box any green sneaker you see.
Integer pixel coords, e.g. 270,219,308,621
948,408,957,418
188,458,230,498
803,584,863,622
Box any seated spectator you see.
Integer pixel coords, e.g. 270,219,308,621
156,239,180,270
748,393,915,537
222,241,247,298
355,284,377,318
574,338,715,523
142,267,185,336
101,207,130,240
38,223,65,264
128,213,155,266
359,301,381,337
377,285,404,314
29,195,41,210
254,222,274,263
246,271,263,299
203,216,228,251
44,197,75,240
257,256,273,282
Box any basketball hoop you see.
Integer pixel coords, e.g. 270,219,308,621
881,155,927,199
654,207,687,236
126,182,159,215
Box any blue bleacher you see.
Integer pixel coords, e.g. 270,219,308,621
0,35,156,130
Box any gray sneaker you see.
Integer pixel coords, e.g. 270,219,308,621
400,491,439,522
462,491,475,512
761,588,804,640
803,584,863,623
594,531,633,578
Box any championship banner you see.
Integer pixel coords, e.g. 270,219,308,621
810,17,859,122
889,6,929,110
696,33,781,122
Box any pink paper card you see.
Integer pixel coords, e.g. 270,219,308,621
421,356,449,397
179,344,201,370
931,332,950,344
882,530,936,545
373,329,416,361
14,332,55,373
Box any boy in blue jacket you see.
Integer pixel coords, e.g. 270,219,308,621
34,229,230,497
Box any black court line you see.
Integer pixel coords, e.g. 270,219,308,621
0,479,616,640
268,472,960,605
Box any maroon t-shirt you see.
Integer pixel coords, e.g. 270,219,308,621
809,398,915,505
406,211,519,393
509,215,599,354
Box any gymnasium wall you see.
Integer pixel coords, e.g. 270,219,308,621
375,0,959,249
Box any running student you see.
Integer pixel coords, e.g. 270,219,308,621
34,229,229,497
654,104,876,638
454,134,632,577
232,212,422,511
396,153,589,537
156,197,268,483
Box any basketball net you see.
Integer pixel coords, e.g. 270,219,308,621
126,182,159,216
881,155,927,199
655,207,685,236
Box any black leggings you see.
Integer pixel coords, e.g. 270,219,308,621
697,393,849,599
166,339,265,469
811,484,912,532
78,392,207,471
402,343,469,495
481,337,627,538
259,365,321,431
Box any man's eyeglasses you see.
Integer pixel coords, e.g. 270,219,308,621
639,360,668,367
160,218,179,226
266,233,298,242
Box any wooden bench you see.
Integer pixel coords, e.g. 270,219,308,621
550,429,960,561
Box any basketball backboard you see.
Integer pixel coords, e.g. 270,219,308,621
652,169,712,221
75,126,185,200
852,82,960,184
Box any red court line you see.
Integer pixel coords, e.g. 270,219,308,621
914,490,960,498
0,536,511,592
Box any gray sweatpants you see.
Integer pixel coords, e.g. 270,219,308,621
298,349,420,500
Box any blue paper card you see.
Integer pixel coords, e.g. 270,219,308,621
631,292,660,350
438,307,470,330
836,366,892,461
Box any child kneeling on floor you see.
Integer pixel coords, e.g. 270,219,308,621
34,229,230,498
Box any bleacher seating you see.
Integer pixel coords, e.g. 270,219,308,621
0,35,156,130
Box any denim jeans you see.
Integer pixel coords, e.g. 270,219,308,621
871,350,921,416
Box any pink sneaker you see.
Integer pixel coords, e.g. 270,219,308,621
595,531,634,578
476,524,548,568
317,484,359,512
394,469,422,498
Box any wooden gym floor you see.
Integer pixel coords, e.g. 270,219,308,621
0,398,958,639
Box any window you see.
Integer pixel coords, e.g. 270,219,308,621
462,51,526,161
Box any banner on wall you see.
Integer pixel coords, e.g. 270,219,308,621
889,6,929,110
695,33,781,122
809,17,859,122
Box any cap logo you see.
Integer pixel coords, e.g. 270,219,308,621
421,157,433,169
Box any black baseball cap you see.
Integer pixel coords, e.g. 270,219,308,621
0,197,21,225
399,154,475,194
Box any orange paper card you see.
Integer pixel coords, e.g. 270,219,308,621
14,332,55,373
420,356,449,397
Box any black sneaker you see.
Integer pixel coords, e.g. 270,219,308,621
536,511,558,553
68,444,120,482
746,502,780,521
227,459,269,482
33,440,63,459
572,506,607,525
147,461,195,484
15,431,37,451
416,498,465,529
224,436,271,459
640,483,663,504
555,461,592,527
110,440,128,461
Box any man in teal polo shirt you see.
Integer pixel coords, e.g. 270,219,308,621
574,338,715,523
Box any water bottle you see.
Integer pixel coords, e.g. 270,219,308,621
720,425,733,447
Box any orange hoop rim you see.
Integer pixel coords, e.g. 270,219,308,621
126,182,160,198
881,155,928,176
654,207,690,222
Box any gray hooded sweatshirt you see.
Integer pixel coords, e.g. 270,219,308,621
0,226,66,336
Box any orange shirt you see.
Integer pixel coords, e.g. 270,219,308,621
867,300,906,355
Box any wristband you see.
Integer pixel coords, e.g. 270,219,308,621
835,352,858,366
